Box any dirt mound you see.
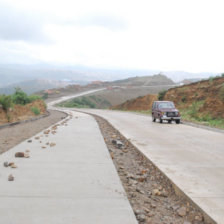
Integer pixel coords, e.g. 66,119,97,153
164,77,224,118
111,94,158,111
0,100,46,125
111,74,174,86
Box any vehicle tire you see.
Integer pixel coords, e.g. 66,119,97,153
176,119,180,124
159,118,163,123
168,120,172,124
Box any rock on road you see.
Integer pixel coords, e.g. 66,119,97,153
0,110,137,224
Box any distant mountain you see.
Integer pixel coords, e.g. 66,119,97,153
0,64,220,88
0,79,68,95
0,65,92,87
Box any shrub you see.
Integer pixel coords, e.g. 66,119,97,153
6,114,11,122
31,107,40,115
0,95,12,112
158,90,167,100
181,96,187,103
42,92,49,100
209,77,214,83
219,84,224,101
12,87,30,105
200,113,213,122
29,95,41,102
188,101,204,119
188,103,198,118
221,73,224,77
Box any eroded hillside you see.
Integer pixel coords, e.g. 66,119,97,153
0,100,46,125
111,94,157,111
164,77,224,119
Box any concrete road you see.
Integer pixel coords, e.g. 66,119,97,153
72,108,224,224
0,111,137,224
48,88,106,109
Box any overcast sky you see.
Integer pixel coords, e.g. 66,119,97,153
0,0,224,73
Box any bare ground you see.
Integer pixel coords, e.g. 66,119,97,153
0,110,67,154
93,114,212,224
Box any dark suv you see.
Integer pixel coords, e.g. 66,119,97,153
152,101,181,124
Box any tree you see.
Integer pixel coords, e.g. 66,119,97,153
158,90,167,100
12,87,30,105
0,95,12,112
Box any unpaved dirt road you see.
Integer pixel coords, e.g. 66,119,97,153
72,108,224,224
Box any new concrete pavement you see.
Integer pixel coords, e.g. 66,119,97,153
1,88,223,224
73,108,224,224
0,111,137,224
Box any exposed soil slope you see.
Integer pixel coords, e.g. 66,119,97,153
164,77,224,118
111,77,224,121
0,100,46,125
111,94,158,111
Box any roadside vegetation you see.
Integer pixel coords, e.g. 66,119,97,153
58,95,111,109
31,107,41,115
0,88,46,123
158,90,167,100
179,101,224,129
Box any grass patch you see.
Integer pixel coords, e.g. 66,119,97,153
180,101,224,129
177,86,189,92
179,101,203,120
127,109,151,115
209,76,214,83
58,96,96,108
111,108,151,115
58,95,111,109
31,107,40,115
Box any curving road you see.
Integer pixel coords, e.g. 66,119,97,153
51,90,224,224
72,108,224,224
48,88,106,109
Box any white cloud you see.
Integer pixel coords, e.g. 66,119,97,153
0,0,224,73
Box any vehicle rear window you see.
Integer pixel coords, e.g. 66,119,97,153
158,102,175,109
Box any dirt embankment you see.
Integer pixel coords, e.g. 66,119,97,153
164,77,224,118
0,100,46,125
0,110,66,155
111,94,158,111
111,77,224,120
